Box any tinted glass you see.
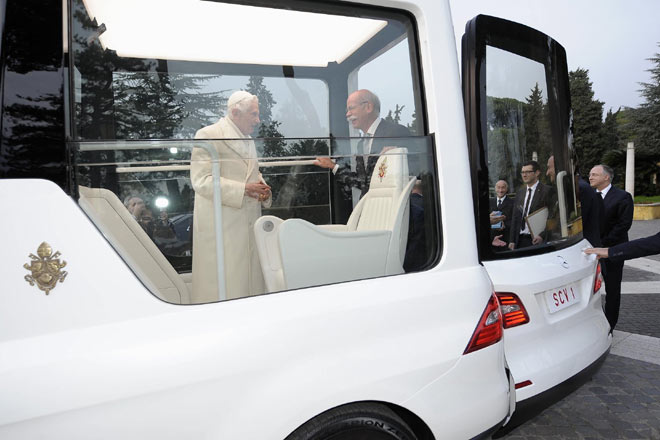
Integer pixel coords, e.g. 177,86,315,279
485,46,580,254
70,0,439,304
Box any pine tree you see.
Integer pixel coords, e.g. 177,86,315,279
246,76,276,125
524,83,552,167
569,68,605,175
384,104,404,124
601,109,620,152
633,44,660,154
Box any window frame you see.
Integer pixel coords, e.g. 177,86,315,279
66,0,442,303
462,14,580,262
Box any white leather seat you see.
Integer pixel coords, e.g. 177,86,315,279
78,186,191,304
254,147,415,293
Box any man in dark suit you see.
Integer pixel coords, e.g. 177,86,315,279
314,89,410,196
546,156,603,246
577,176,604,247
589,164,634,331
404,180,427,272
508,160,553,249
489,179,514,246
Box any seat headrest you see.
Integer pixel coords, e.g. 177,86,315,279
369,147,409,190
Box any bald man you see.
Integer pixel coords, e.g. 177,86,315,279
314,89,410,197
489,180,514,244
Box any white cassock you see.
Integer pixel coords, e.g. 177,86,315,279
190,116,270,303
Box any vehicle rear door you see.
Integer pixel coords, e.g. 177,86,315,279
461,14,610,404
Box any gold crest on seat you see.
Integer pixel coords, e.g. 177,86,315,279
378,157,388,182
24,242,68,295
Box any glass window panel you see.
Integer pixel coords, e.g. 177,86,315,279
74,136,438,302
486,46,579,254
69,0,438,303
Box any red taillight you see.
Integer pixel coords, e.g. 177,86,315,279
593,262,603,294
464,293,503,354
496,292,530,329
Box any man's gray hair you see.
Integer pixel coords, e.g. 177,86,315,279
599,164,614,182
359,89,381,114
227,90,258,114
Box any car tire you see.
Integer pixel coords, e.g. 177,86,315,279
285,402,418,440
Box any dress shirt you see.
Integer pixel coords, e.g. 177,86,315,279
331,117,383,174
520,180,539,235
363,118,382,155
598,183,612,199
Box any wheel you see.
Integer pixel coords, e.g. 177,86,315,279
285,402,418,440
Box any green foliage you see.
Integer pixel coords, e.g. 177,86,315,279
569,68,605,175
246,76,275,124
485,86,553,190
523,82,552,167
632,44,660,155
244,76,331,222
407,109,420,135
602,147,660,196
384,104,405,125
634,195,660,204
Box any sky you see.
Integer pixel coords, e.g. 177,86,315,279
449,0,660,117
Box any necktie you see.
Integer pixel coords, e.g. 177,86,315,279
522,188,532,230
497,199,502,210
363,132,373,155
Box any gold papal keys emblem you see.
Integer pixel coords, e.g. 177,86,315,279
24,242,68,295
378,156,388,182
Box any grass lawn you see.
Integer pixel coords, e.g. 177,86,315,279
634,195,660,204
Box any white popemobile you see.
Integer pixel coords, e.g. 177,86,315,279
0,0,609,439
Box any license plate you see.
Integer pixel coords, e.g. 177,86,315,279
544,283,580,314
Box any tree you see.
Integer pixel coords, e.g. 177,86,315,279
384,104,405,125
246,76,276,125
569,68,605,175
601,108,620,154
633,44,660,155
523,82,552,168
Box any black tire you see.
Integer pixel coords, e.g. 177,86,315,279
285,402,419,440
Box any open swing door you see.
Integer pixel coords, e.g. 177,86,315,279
461,15,610,433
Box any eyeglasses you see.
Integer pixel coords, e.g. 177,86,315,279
346,101,368,113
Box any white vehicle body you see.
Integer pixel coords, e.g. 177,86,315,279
485,247,609,401
2,178,510,439
0,0,609,438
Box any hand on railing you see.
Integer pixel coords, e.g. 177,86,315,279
313,156,336,170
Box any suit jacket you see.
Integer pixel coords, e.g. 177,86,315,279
509,181,553,246
336,118,411,195
489,195,514,240
403,192,427,272
609,231,660,261
578,178,604,247
601,186,634,247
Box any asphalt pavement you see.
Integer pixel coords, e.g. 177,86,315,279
501,220,660,439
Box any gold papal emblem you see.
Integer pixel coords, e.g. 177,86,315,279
378,157,388,182
24,242,68,295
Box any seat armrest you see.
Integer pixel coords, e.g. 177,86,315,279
278,219,392,290
317,224,349,232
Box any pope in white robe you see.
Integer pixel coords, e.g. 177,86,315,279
190,91,271,303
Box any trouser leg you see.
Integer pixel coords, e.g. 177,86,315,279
602,259,624,330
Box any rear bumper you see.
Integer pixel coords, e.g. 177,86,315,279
493,348,609,437
469,415,507,440
505,291,611,402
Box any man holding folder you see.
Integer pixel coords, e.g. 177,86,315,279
509,160,553,250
